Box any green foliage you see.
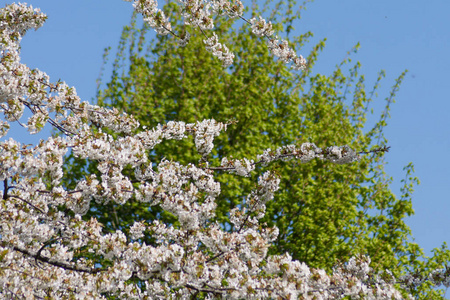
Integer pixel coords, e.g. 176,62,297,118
62,0,449,297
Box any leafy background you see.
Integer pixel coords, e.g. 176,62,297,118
5,0,449,261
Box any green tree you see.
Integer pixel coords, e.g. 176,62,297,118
63,0,448,298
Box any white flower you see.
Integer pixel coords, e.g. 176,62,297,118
250,16,274,37
130,221,147,239
325,145,360,164
203,34,235,67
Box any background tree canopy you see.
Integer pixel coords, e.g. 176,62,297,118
62,0,449,298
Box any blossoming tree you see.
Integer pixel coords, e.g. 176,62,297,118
93,0,418,280
95,0,450,298
0,1,449,299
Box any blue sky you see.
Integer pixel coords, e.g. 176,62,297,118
4,0,449,258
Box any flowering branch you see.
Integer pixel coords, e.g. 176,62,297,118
10,245,105,274
125,0,306,69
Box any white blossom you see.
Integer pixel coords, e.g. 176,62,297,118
325,145,360,164
250,16,274,37
0,3,438,299
129,221,147,239
203,33,235,67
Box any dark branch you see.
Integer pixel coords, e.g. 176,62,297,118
11,245,105,274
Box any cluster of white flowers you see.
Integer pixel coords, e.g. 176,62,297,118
189,118,227,158
324,145,361,164
130,0,172,35
220,156,255,176
268,36,307,70
126,0,305,70
253,142,359,167
203,33,235,67
399,268,450,290
250,15,274,37
1,3,447,299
